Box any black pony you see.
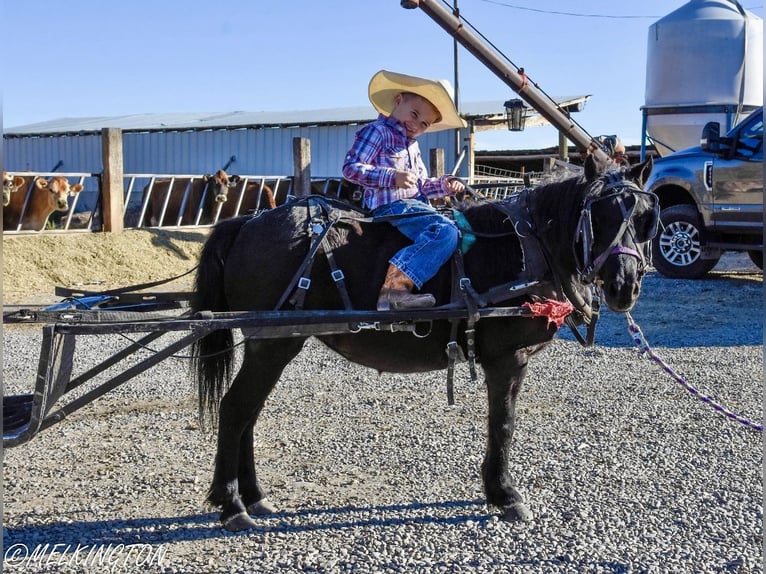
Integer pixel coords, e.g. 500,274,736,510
192,155,656,531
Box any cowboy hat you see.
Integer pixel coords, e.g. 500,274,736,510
368,70,467,132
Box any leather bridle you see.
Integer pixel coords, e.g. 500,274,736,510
573,174,659,285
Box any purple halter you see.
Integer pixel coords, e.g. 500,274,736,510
591,244,645,273
574,174,654,284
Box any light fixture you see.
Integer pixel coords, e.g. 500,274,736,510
503,98,526,132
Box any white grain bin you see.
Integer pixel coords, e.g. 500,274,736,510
643,0,762,156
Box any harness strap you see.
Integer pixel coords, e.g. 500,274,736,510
287,255,316,310
74,266,199,297
444,244,485,404
278,195,358,313
274,198,338,311
321,238,354,310
564,295,600,346
445,323,459,406
474,279,544,307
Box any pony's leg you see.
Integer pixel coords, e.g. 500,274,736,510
208,338,305,531
237,418,277,516
481,350,534,522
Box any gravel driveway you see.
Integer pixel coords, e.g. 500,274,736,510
2,255,762,573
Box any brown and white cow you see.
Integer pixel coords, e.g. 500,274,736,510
3,171,25,207
3,175,84,231
141,169,239,227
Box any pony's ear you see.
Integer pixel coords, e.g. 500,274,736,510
629,156,653,188
583,154,602,180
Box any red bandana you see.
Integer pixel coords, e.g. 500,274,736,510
522,299,574,328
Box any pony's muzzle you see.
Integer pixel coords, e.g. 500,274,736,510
604,275,641,312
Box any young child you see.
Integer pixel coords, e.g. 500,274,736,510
611,138,630,168
342,70,467,311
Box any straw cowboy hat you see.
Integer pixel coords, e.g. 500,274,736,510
368,70,467,132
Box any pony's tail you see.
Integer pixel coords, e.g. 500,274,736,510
191,217,248,427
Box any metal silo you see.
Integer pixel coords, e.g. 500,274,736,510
642,0,762,156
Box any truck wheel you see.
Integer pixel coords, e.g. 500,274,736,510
748,250,763,270
651,204,719,279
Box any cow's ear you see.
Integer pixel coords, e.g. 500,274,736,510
229,175,241,184
35,178,49,189
69,184,84,193
203,174,212,181
13,176,25,187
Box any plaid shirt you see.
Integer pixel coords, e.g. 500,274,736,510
342,114,450,210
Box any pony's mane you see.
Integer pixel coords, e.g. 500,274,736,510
456,171,595,236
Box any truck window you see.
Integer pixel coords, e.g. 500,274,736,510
735,115,763,160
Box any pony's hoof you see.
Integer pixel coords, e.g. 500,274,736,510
247,499,276,516
221,511,258,532
501,502,534,522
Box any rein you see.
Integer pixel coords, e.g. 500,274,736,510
627,313,762,433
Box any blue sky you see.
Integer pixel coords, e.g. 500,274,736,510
4,1,763,151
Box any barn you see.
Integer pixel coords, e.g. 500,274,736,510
3,96,588,227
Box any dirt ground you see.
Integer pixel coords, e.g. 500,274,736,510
2,229,209,305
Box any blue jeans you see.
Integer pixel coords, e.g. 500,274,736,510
372,199,458,289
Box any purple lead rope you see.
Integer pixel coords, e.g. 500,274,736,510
626,313,762,433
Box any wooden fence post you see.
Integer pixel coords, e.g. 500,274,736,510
293,137,311,198
429,148,445,177
101,127,124,233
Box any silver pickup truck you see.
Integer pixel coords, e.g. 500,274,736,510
645,107,763,278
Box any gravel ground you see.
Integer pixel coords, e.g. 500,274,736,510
2,254,763,574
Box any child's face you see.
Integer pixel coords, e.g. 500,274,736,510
389,93,440,138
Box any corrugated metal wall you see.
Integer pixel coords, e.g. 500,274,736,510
4,125,463,179
5,134,103,173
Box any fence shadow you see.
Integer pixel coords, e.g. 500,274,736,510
2,499,491,547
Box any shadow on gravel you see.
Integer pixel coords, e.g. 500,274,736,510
147,228,208,261
559,270,763,348
2,499,493,546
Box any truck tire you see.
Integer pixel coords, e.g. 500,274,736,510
652,204,719,279
748,250,763,270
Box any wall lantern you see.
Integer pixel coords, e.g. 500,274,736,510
503,98,527,132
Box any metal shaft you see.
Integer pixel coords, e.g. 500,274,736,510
401,0,608,160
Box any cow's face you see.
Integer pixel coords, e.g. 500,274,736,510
205,169,236,204
3,172,25,207
36,176,84,212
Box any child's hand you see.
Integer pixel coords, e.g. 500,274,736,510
445,178,465,195
394,170,419,189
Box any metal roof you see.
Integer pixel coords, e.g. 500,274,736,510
5,96,589,137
